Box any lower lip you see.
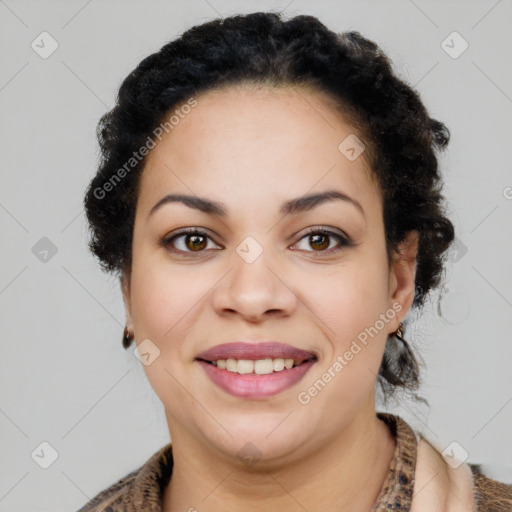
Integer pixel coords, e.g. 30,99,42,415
197,359,316,399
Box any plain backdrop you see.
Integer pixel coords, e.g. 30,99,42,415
0,1,511,510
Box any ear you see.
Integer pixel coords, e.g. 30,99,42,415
120,270,134,332
388,230,419,332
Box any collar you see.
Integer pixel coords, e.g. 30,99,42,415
371,412,418,510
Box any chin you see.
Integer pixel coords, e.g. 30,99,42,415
209,418,307,466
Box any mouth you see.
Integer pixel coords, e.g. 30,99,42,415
195,341,318,400
195,341,318,399
196,356,317,375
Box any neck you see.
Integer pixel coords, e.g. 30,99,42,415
162,396,396,512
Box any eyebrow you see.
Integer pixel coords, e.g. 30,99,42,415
148,189,365,219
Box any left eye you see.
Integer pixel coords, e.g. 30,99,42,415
293,228,349,254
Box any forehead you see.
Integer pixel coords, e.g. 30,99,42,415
138,84,379,216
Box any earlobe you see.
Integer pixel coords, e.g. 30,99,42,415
388,230,419,328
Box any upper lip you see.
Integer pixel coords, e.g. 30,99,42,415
196,342,317,362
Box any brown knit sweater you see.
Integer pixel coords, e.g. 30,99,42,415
77,413,512,511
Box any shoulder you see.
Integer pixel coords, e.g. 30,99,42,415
469,464,512,512
412,435,475,511
76,468,139,512
76,442,174,512
412,435,512,511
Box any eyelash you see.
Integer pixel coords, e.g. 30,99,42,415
160,227,351,256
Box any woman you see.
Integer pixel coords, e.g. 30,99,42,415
78,11,512,512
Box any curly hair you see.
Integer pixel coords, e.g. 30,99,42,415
84,11,455,402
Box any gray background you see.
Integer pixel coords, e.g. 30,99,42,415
1,0,511,510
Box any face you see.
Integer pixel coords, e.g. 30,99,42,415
122,84,417,467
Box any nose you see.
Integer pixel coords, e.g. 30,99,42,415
211,244,298,323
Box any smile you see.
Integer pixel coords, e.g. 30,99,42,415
201,357,312,374
197,357,317,399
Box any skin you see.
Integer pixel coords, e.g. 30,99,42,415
121,83,419,512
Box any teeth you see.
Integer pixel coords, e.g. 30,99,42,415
237,359,254,374
273,358,285,371
211,358,299,374
226,358,238,372
254,358,273,374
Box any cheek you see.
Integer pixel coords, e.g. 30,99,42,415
129,249,203,342
300,249,391,398
128,262,203,414
130,269,173,339
307,259,390,338
299,273,391,425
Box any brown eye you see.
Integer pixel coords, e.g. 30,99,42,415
162,229,221,254
309,233,330,251
184,233,207,251
293,228,350,255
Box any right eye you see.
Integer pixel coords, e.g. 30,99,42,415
161,228,222,254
